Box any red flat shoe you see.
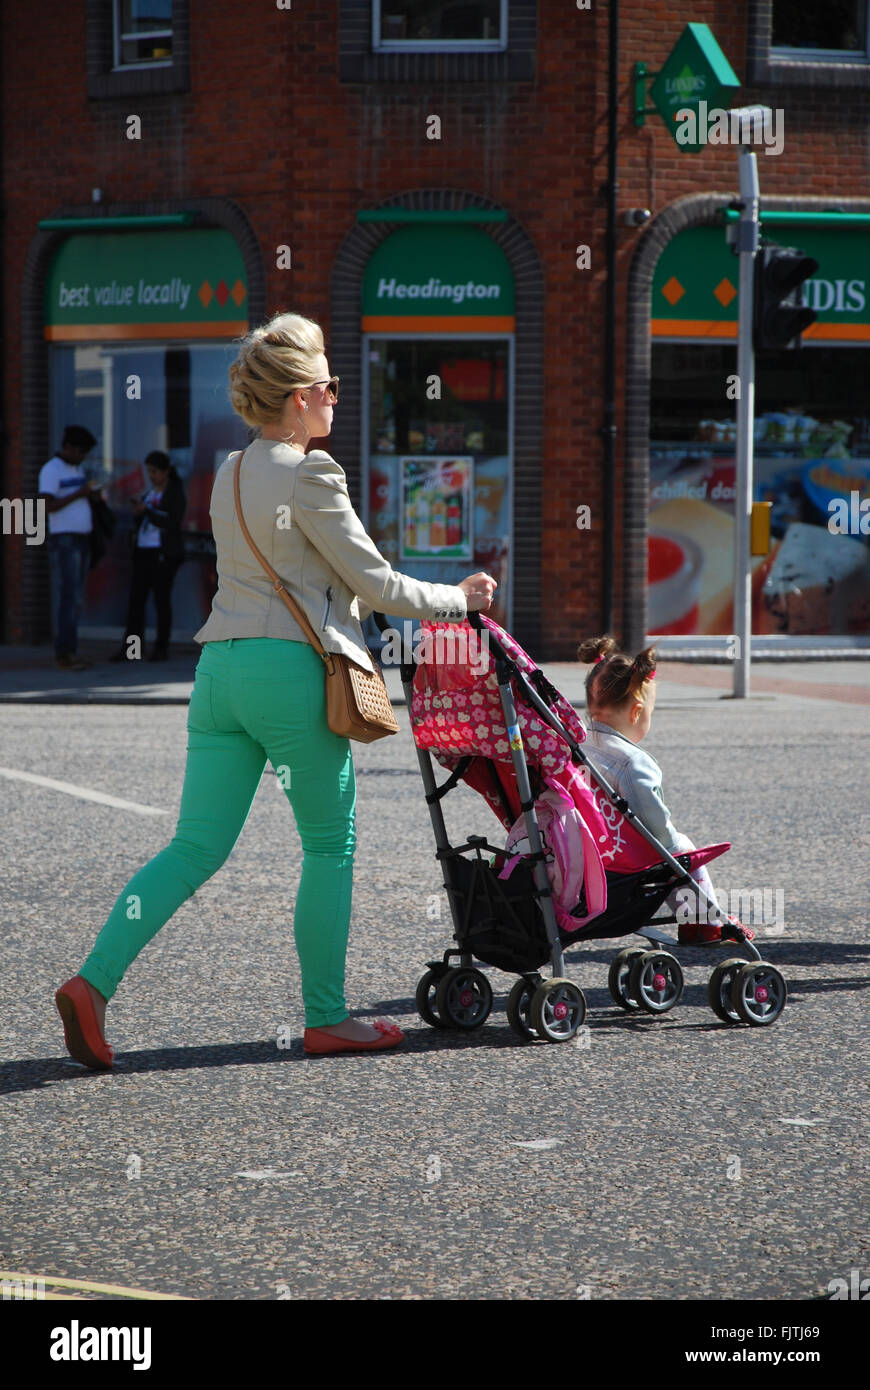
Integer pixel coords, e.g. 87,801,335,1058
55,976,114,1070
303,1019,405,1056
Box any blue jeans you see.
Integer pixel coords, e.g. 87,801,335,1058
48,533,91,656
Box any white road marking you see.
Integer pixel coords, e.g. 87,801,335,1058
513,1139,560,1150
777,1117,825,1126
0,766,166,816
235,1169,303,1180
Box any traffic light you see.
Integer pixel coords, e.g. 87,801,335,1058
753,244,819,351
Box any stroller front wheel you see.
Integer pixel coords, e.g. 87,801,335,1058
529,978,586,1043
707,957,747,1024
730,962,787,1026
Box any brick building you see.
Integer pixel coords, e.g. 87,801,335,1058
2,1,869,659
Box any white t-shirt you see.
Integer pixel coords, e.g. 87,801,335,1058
137,488,163,548
38,455,92,535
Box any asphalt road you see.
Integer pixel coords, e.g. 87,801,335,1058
1,690,868,1302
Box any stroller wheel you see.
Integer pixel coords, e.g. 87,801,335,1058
707,957,748,1024
435,967,493,1030
607,947,647,1011
629,951,684,1015
506,977,539,1041
730,962,787,1027
416,969,449,1029
529,978,586,1044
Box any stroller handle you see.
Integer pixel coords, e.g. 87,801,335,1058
370,610,487,634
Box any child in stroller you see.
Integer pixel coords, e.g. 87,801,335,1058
578,634,754,946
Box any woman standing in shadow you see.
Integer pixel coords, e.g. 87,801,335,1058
112,450,186,662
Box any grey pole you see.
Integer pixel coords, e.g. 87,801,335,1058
732,133,761,698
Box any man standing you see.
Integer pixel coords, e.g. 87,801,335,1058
38,425,98,670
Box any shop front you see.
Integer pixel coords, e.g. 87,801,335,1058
359,222,515,633
44,227,250,640
648,222,870,643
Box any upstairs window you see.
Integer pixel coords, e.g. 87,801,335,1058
114,0,174,69
771,0,869,60
374,0,507,51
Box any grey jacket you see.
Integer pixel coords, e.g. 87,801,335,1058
194,439,468,672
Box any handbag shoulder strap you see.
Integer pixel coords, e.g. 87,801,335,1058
232,447,331,665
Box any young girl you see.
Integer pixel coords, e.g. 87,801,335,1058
577,635,753,944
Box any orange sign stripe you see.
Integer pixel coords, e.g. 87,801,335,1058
652,319,870,342
45,322,248,341
361,315,515,332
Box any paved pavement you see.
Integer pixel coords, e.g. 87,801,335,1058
0,639,867,707
0,648,867,1304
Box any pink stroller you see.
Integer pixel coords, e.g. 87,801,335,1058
387,612,786,1042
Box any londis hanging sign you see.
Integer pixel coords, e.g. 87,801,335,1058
649,23,741,153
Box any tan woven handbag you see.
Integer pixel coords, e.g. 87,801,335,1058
233,449,399,743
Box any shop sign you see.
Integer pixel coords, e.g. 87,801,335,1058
45,229,248,340
652,225,870,342
362,225,514,332
649,24,740,152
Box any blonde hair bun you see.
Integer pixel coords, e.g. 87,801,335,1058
229,311,325,430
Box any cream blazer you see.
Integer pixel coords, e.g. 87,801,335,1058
194,439,468,673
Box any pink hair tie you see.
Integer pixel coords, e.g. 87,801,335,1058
594,655,605,664
649,668,657,679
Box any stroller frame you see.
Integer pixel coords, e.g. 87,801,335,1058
378,613,784,1039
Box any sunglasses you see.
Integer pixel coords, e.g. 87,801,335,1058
297,376,340,402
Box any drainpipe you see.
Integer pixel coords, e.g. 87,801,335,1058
600,0,619,636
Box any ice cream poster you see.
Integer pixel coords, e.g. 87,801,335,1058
400,456,473,559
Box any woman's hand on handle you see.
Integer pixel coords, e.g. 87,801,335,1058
458,571,498,612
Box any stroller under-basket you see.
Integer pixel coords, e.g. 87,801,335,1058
378,611,786,1042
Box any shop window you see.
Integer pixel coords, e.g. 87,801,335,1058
114,0,174,68
374,0,506,49
49,341,247,639
87,0,189,98
748,0,870,86
648,344,870,639
365,336,512,628
339,0,533,80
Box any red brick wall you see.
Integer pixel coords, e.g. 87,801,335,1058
3,1,868,652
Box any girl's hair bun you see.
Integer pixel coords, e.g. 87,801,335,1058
580,635,656,711
578,634,617,664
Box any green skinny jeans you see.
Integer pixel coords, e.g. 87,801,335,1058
79,637,356,1027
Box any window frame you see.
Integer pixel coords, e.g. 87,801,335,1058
748,0,870,86
113,0,174,71
771,0,870,63
371,0,508,54
87,0,189,100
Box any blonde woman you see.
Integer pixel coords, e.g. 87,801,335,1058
55,312,496,1064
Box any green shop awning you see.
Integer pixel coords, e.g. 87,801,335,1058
652,224,870,344
362,224,515,333
45,228,248,340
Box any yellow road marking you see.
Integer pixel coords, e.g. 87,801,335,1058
0,1271,193,1300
